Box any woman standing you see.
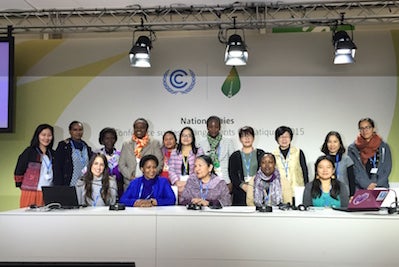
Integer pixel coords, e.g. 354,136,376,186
273,126,308,205
180,155,231,207
54,121,92,186
160,130,177,183
303,155,349,208
348,118,392,190
321,131,355,196
14,124,55,207
96,127,123,198
119,118,163,190
76,153,118,206
199,116,235,192
229,126,265,206
168,127,204,200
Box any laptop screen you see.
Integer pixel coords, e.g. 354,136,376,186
348,189,389,210
42,186,80,209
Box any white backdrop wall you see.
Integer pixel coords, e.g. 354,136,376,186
0,29,397,210
51,31,396,180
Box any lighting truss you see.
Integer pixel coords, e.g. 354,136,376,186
1,1,399,34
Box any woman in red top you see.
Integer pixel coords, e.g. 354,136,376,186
160,131,177,183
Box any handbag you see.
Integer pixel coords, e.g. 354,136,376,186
21,162,41,191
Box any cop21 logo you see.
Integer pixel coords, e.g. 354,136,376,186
163,69,196,94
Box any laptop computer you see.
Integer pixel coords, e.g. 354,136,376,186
42,186,82,209
333,189,389,212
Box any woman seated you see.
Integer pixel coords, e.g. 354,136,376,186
303,155,349,208
76,153,118,206
253,153,283,207
120,154,176,207
180,155,232,207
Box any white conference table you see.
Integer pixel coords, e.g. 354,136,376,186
1,206,399,267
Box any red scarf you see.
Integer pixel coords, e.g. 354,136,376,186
132,134,149,159
355,133,382,165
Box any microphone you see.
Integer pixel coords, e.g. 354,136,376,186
256,184,273,212
291,197,297,210
108,186,125,210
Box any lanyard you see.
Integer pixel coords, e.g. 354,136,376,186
200,180,209,200
263,182,271,205
139,182,154,199
369,153,377,168
241,151,253,177
36,148,52,174
335,154,340,179
182,156,189,175
93,187,102,207
279,148,290,178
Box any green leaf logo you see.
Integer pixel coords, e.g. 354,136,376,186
221,66,240,98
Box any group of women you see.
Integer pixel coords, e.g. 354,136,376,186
14,116,392,210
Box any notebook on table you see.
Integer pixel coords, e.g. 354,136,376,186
42,186,82,209
333,189,389,212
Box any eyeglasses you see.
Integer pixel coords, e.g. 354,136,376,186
359,126,373,131
181,134,193,138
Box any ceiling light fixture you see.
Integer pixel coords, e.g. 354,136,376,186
219,16,248,66
128,19,155,68
333,30,357,64
332,14,357,65
225,33,248,66
129,35,152,68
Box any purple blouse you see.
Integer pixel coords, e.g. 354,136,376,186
180,174,232,206
168,147,204,185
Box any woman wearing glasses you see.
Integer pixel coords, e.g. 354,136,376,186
272,126,308,205
168,127,204,202
229,126,265,206
348,118,392,190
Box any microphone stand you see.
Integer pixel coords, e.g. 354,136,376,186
387,188,398,214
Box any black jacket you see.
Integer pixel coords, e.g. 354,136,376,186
228,149,265,206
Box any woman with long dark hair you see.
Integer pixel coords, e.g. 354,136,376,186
76,153,118,206
302,155,349,208
168,127,204,201
14,124,55,207
321,131,355,196
160,130,177,183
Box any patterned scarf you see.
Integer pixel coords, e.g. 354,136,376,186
355,133,382,165
257,168,276,183
207,133,222,167
132,134,149,159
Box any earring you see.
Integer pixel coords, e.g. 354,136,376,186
331,175,336,179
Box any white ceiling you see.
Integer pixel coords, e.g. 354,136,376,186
0,0,335,11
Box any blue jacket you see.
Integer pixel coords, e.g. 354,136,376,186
347,141,392,189
120,176,176,206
